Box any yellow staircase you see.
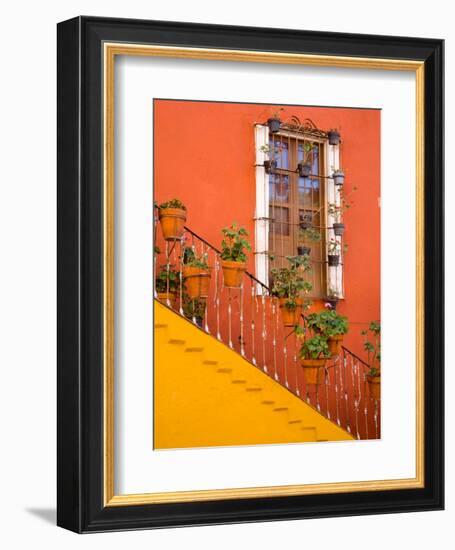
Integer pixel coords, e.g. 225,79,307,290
154,300,354,449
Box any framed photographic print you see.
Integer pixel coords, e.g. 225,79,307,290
57,16,444,533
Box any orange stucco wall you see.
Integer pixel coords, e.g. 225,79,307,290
154,99,380,362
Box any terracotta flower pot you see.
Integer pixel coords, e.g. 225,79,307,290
301,359,326,384
367,375,381,400
279,298,304,327
183,265,211,298
221,260,246,288
157,291,176,308
327,334,343,356
158,207,186,241
328,254,340,267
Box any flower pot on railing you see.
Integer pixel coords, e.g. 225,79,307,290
264,159,277,174
332,223,345,237
267,117,281,133
367,375,381,400
221,260,246,288
279,297,304,327
297,162,312,177
328,254,340,267
156,291,177,308
158,207,187,241
327,334,343,356
332,170,345,186
183,266,211,299
301,359,326,384
328,129,340,145
297,245,311,256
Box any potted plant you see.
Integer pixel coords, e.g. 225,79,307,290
299,334,330,384
182,247,211,299
259,143,281,173
182,296,206,328
220,223,251,288
332,168,345,186
325,288,340,310
297,245,311,256
306,309,349,356
328,203,345,236
267,108,283,133
327,239,347,266
327,128,341,145
362,321,381,400
328,186,357,237
271,255,312,327
367,367,381,400
299,212,313,230
155,266,180,307
297,141,313,177
298,226,321,256
157,198,187,241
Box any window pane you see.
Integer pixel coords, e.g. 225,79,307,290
269,206,289,236
298,177,320,207
270,137,289,169
269,174,289,202
311,145,319,175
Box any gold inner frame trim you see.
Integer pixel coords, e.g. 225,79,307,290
103,42,425,507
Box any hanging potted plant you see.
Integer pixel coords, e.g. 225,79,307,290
266,108,284,133
220,223,251,288
182,295,206,329
157,198,187,241
327,128,341,145
297,141,313,177
259,143,281,174
297,245,311,256
362,321,381,400
182,247,211,299
299,334,330,384
328,186,357,237
298,226,321,256
271,255,312,327
328,203,345,236
332,168,345,186
155,266,180,308
327,239,347,266
306,309,349,356
325,288,340,310
299,212,313,230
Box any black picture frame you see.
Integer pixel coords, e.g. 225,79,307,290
57,16,444,533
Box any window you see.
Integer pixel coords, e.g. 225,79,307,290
267,134,326,299
254,123,344,300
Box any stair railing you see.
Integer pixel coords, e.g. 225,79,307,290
154,216,380,440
